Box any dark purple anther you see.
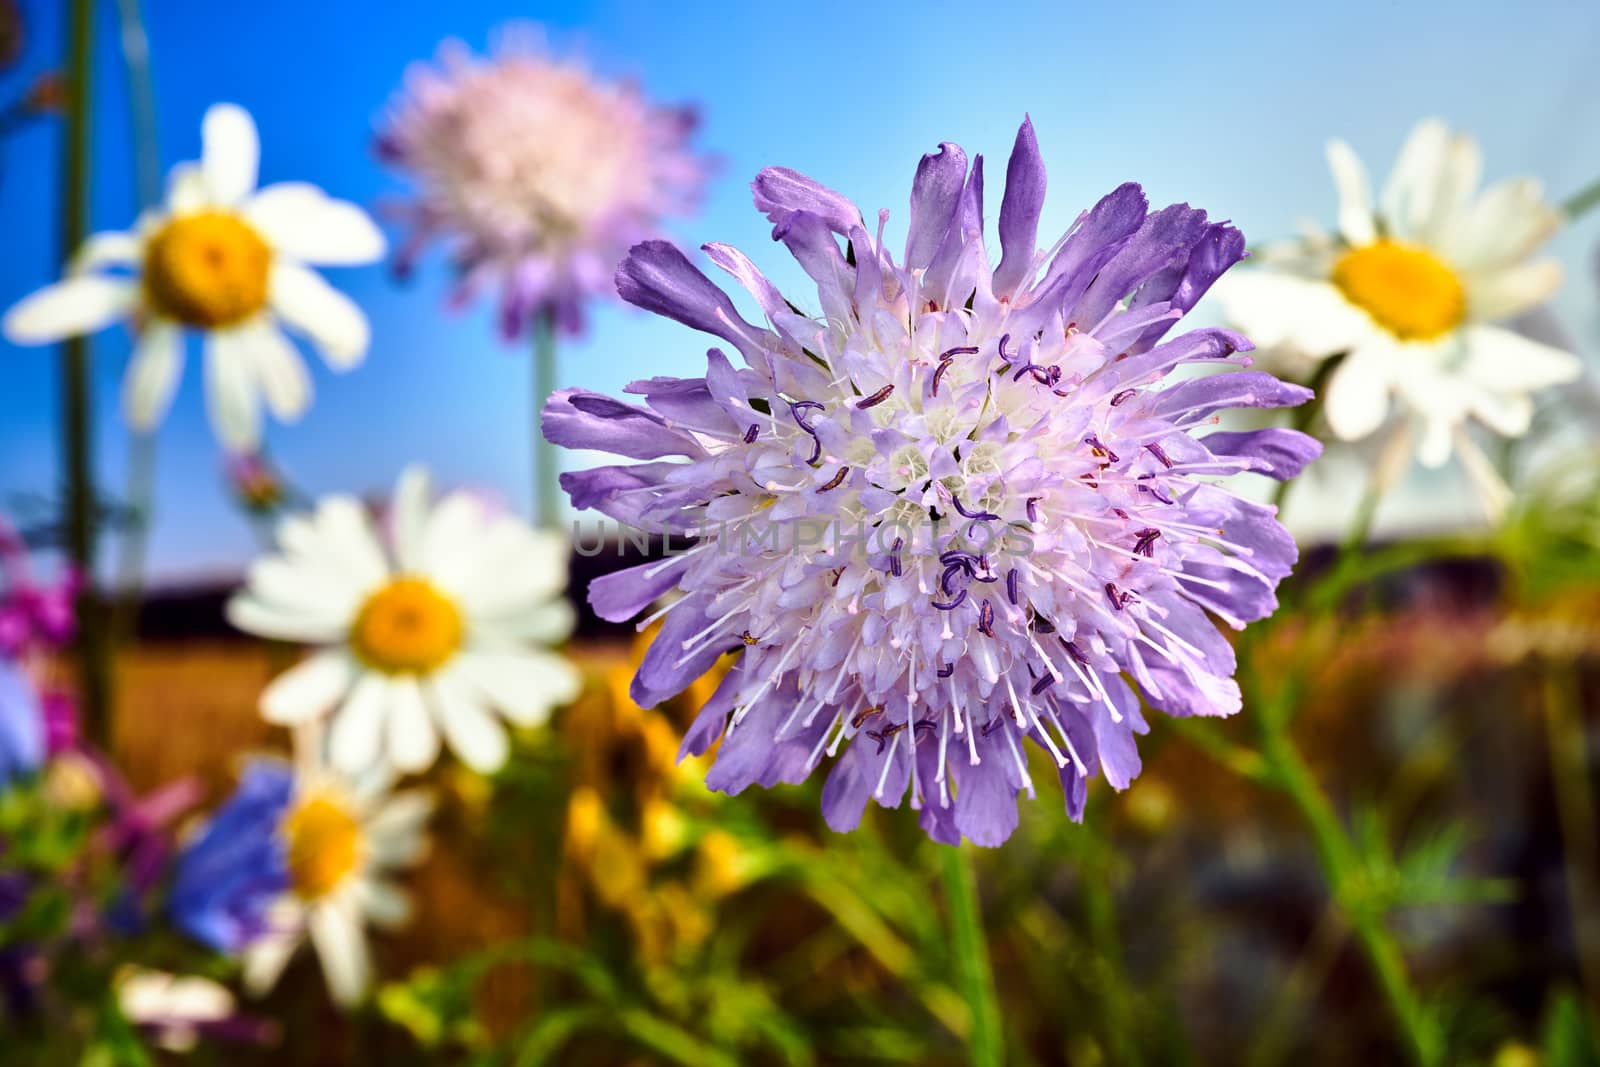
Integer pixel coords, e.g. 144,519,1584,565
876,721,908,752
1026,497,1041,523
996,333,1013,362
937,662,954,678
788,399,825,465
851,705,884,728
940,564,963,595
1084,434,1120,463
1012,362,1046,383
857,384,894,409
931,360,953,396
1133,528,1161,557
1110,388,1137,407
913,718,938,738
817,466,849,492
1136,477,1175,505
981,717,1003,737
1061,638,1088,664
939,345,980,361
1104,583,1138,611
1006,568,1019,605
889,537,904,578
951,495,999,521
743,423,759,443
1031,675,1055,696
931,588,968,611
1146,442,1174,469
977,598,995,637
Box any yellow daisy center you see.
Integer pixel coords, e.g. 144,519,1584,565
349,577,464,675
143,211,272,328
1330,239,1466,341
283,795,362,900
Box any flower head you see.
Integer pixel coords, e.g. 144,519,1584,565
2,103,385,450
0,520,76,656
227,467,581,775
0,660,44,788
170,732,431,1007
376,25,711,339
1216,119,1581,502
544,118,1319,846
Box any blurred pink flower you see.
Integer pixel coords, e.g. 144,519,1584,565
0,520,76,656
376,24,712,340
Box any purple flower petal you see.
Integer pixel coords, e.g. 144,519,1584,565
993,116,1047,299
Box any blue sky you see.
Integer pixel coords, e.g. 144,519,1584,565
3,0,1599,582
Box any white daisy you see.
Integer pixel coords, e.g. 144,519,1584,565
240,729,433,1007
1,103,384,450
1216,118,1583,506
227,466,580,775
116,968,239,1052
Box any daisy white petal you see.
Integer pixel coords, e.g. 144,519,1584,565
1325,139,1375,246
1211,273,1368,357
427,671,508,773
2,275,136,344
165,162,209,215
1322,347,1397,442
1465,260,1563,322
455,649,580,727
261,651,355,725
1440,178,1561,271
269,261,370,369
68,231,142,275
355,880,412,928
121,321,184,431
1458,324,1584,394
308,896,369,1006
202,103,260,206
245,182,386,265
1381,118,1451,240
390,466,432,572
474,598,577,645
240,321,313,421
227,594,349,643
386,676,439,773
205,331,264,450
329,674,390,773
366,791,435,845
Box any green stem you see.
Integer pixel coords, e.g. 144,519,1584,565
532,311,560,530
62,0,110,748
1256,701,1440,1066
1081,842,1143,1067
1542,666,1600,1019
941,844,1003,1067
1563,175,1600,221
109,0,162,653
1270,354,1340,515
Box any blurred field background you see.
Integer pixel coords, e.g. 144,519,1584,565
2,1,1600,1065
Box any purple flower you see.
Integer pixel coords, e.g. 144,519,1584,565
546,118,1319,847
168,762,293,953
0,521,77,658
0,661,43,788
376,24,713,340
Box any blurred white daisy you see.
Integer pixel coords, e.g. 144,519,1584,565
226,466,580,774
115,967,272,1050
2,103,384,450
1217,119,1582,508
